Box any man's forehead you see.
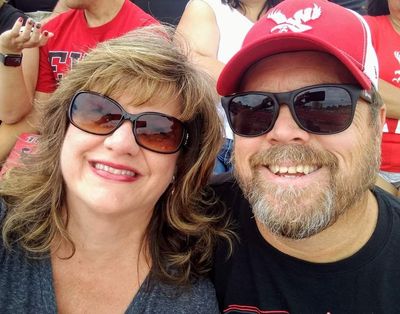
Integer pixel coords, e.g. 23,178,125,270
239,51,358,92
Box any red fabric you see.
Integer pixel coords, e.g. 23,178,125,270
365,15,400,172
37,0,157,93
0,133,39,178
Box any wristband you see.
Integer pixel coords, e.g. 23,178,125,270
0,53,23,67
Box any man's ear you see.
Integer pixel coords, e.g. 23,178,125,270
379,102,386,132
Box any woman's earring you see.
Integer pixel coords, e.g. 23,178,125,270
170,175,176,195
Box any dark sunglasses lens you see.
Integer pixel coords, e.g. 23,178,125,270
294,87,353,134
228,94,276,136
135,114,184,153
70,93,122,134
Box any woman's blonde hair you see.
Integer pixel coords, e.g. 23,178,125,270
0,25,232,285
0,0,6,7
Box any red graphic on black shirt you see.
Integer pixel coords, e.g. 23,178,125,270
224,304,289,314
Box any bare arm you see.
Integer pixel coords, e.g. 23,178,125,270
379,79,400,119
176,0,224,82
0,114,37,162
0,91,51,162
0,18,52,123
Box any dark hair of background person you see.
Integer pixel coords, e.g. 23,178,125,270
367,0,389,16
221,0,283,19
0,1,27,34
7,0,57,12
132,0,187,25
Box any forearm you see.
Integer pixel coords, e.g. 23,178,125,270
0,18,49,123
0,112,39,162
0,62,33,123
379,79,400,119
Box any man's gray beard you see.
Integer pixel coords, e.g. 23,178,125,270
234,141,380,240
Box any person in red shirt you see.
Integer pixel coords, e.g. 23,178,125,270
0,0,157,169
364,0,400,196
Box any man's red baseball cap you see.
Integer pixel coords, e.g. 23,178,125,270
217,0,378,95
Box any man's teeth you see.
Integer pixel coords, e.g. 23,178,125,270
268,165,317,175
94,163,136,177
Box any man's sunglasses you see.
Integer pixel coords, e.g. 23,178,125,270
68,91,188,154
221,84,372,137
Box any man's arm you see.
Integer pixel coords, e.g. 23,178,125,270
176,0,224,82
379,79,400,119
0,47,39,123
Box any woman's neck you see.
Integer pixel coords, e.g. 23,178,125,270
54,205,153,262
83,0,125,27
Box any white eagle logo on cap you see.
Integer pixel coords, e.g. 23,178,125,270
393,51,400,83
267,4,322,33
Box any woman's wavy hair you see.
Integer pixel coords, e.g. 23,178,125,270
221,0,283,19
0,25,233,285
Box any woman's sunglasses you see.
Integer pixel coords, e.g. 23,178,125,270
221,84,372,137
68,91,188,154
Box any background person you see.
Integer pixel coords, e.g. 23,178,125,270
0,26,231,313
364,0,400,196
211,0,400,312
0,0,156,171
177,0,282,174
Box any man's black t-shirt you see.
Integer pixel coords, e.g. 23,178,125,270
212,174,400,313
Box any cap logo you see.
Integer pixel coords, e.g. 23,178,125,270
393,51,400,84
267,4,322,33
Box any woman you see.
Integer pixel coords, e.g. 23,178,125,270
0,25,231,312
364,0,400,196
176,0,282,174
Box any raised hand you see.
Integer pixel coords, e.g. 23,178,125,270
0,17,54,54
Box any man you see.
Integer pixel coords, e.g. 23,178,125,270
212,0,400,312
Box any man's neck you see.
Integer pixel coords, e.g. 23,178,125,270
256,190,379,263
83,0,125,27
